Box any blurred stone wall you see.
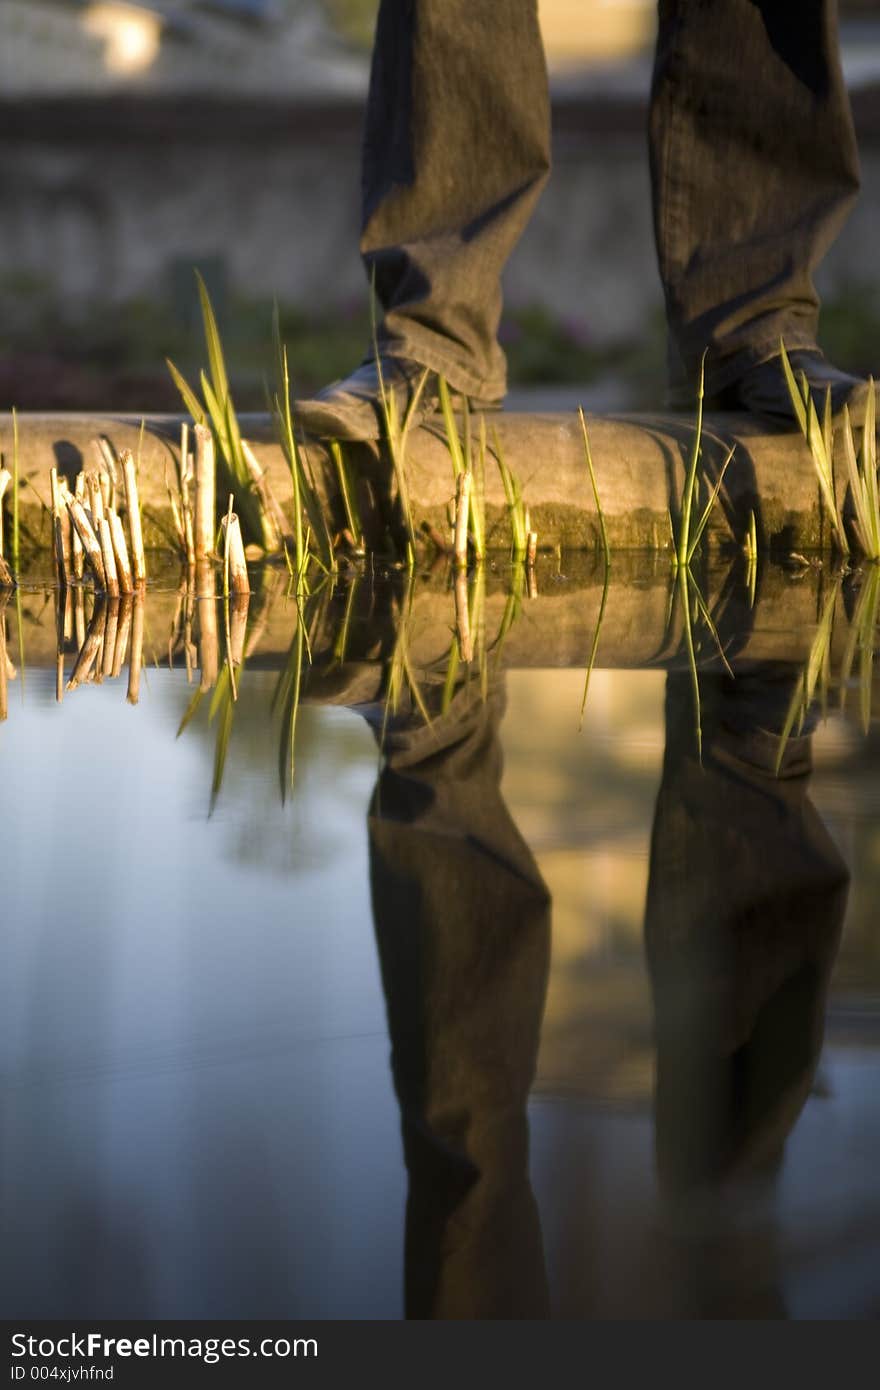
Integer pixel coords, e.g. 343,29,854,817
3,91,880,349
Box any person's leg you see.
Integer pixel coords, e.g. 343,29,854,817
651,0,866,416
298,0,551,438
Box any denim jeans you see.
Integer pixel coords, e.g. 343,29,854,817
361,0,860,399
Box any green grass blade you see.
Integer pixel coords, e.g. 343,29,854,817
779,340,808,436
677,353,706,566
678,566,702,762
209,670,235,815
687,444,734,565
166,358,206,425
176,684,204,737
578,407,611,566
329,440,362,545
438,377,466,477
689,574,734,679
841,406,872,556
579,561,609,728
196,270,230,406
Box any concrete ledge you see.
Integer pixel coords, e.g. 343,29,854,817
0,557,866,685
1,408,841,555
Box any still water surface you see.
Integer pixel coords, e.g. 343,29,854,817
2,567,879,1319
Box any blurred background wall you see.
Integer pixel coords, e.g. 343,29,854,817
2,0,880,409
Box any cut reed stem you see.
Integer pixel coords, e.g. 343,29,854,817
67,496,107,590
86,472,105,528
99,517,120,598
454,569,473,662
193,425,216,563
109,511,133,594
72,473,85,579
221,504,251,597
0,467,10,557
49,468,71,587
454,470,472,569
121,449,147,585
127,593,145,705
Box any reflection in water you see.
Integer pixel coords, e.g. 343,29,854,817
1,562,877,1318
647,668,848,1317
366,662,848,1318
369,685,551,1317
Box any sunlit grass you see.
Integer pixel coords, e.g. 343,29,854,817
775,575,840,772
780,341,849,558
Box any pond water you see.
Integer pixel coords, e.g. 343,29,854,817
2,558,879,1320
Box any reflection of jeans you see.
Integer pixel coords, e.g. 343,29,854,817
368,686,551,1319
362,1,859,398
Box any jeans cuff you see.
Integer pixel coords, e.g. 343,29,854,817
378,322,507,401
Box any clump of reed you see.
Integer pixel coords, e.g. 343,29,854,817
780,343,849,558
670,358,735,572
48,441,145,597
490,425,529,562
667,357,735,758
781,341,880,563
840,391,880,560
51,581,145,708
438,379,486,567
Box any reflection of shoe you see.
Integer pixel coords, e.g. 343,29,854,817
707,349,878,426
295,355,503,442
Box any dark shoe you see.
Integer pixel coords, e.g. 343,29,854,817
706,349,877,426
295,355,503,442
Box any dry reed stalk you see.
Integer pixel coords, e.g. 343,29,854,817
193,425,216,561
72,474,85,579
54,588,69,703
0,467,11,556
196,562,219,691
99,517,120,598
74,586,86,649
526,567,538,600
50,470,72,586
454,471,472,569
92,602,107,684
86,472,105,527
228,594,250,666
99,472,112,512
180,427,196,568
526,531,538,566
103,600,119,678
92,437,119,505
241,439,286,550
127,594,145,705
0,553,13,589
112,596,132,677
220,511,250,595
109,511,133,594
454,569,473,662
121,450,146,585
67,602,105,690
67,496,107,590
183,507,196,569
